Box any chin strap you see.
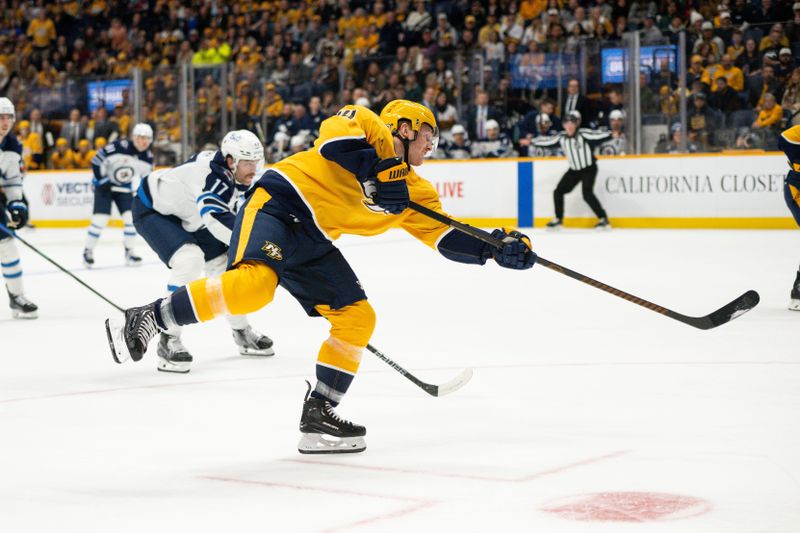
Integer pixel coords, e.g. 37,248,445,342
396,130,416,169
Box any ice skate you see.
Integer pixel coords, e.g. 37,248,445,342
232,326,275,356
105,302,162,364
545,217,562,230
298,382,366,454
8,289,38,319
790,285,800,311
156,333,192,373
125,248,142,267
82,248,95,268
594,217,611,230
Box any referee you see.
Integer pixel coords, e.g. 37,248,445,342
532,111,612,229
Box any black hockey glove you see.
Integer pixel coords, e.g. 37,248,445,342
7,200,28,229
489,228,536,270
360,156,410,215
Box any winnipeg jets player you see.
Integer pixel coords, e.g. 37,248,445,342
130,129,274,372
0,97,37,318
84,123,154,267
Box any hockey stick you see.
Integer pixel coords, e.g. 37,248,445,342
0,214,125,313
408,201,760,330
366,343,473,397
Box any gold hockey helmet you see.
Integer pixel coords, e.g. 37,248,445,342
379,99,439,155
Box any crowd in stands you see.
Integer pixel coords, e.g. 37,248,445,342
1,0,798,168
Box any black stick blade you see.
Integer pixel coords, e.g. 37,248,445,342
676,290,760,330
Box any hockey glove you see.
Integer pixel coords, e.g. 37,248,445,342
490,228,536,270
360,156,410,215
7,200,28,229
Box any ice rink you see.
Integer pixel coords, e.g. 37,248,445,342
1,226,798,532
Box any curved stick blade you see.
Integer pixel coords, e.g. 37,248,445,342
435,368,474,397
679,290,760,330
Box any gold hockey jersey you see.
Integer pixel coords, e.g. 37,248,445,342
269,104,450,248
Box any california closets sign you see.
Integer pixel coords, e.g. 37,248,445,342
533,154,789,220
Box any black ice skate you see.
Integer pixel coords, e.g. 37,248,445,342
8,289,38,319
82,248,94,268
594,217,611,230
125,248,142,267
156,333,193,373
790,284,800,311
546,217,562,230
232,326,275,356
298,382,366,454
105,302,162,364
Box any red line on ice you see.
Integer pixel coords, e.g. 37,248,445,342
199,475,436,532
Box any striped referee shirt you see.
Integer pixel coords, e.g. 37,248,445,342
532,129,612,170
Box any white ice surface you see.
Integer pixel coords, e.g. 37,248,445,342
0,227,798,532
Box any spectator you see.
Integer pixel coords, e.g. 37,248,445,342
561,78,592,123
466,89,502,141
687,55,711,93
60,108,86,151
693,21,724,62
708,76,742,118
50,138,76,169
27,7,56,58
73,139,95,169
405,0,433,35
759,23,789,54
433,92,458,132
688,92,718,148
776,49,796,83
712,54,744,93
752,92,783,132
736,38,762,77
726,28,745,62
91,107,119,143
443,124,473,159
782,67,800,126
659,122,698,153
640,15,662,42
750,65,784,108
28,108,53,153
306,96,328,137
471,119,516,158
17,120,44,170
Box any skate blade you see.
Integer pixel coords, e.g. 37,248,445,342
789,299,800,311
105,318,131,364
157,357,191,373
125,260,142,267
11,310,38,319
298,433,366,454
239,346,275,357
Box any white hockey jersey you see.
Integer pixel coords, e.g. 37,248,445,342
141,150,249,244
91,139,154,193
0,133,24,204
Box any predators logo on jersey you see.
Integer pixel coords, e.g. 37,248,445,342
261,241,283,260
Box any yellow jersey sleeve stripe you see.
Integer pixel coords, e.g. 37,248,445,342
233,187,272,265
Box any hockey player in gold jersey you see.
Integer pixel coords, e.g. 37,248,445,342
779,124,800,310
106,100,536,454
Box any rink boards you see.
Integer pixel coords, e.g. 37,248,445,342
22,152,794,229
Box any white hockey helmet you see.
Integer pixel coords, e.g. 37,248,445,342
221,129,264,171
0,97,15,120
131,122,154,138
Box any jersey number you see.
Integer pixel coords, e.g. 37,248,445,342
336,108,357,119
